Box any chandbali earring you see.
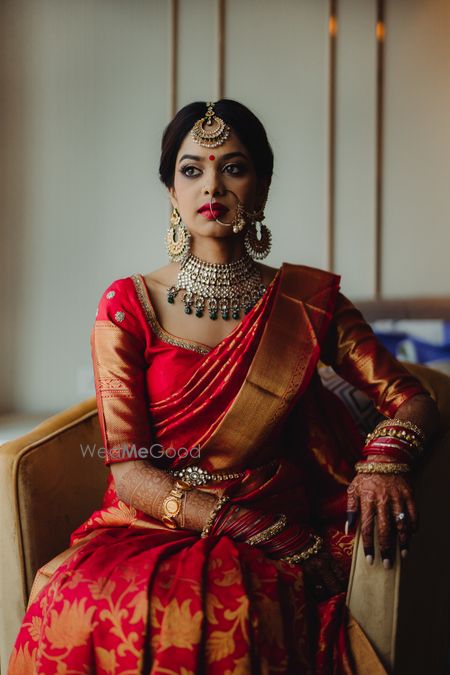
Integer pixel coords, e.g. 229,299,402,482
243,197,272,260
165,207,191,264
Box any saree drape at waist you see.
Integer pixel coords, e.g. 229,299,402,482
8,262,427,674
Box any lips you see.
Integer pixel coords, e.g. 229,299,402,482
198,202,228,216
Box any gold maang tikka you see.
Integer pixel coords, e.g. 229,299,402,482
191,101,231,148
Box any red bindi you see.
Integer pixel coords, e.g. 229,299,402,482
208,154,215,161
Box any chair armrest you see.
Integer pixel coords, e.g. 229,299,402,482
347,429,450,675
346,523,399,672
0,398,108,672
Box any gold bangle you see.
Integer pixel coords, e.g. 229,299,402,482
246,514,287,547
280,534,323,565
200,495,230,538
368,418,426,443
366,426,423,448
161,480,193,529
355,461,410,474
366,427,423,444
382,418,426,441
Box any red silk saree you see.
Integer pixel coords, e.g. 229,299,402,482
8,263,426,674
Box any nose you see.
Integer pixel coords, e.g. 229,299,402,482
202,171,226,198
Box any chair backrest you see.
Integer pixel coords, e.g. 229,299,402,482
0,398,109,672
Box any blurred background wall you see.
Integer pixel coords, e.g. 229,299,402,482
1,0,450,414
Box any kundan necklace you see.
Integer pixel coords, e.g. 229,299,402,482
167,253,266,320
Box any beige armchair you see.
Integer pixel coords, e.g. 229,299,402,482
1,363,449,674
0,400,108,673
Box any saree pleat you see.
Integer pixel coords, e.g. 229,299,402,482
8,262,428,674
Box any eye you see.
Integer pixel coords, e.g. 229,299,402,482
180,165,202,178
223,163,247,176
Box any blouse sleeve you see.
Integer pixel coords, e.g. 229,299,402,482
91,277,153,465
320,292,428,418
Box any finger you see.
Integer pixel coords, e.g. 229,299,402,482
345,511,359,535
346,483,360,514
377,493,396,568
393,498,415,557
404,493,418,534
346,484,360,534
360,498,376,563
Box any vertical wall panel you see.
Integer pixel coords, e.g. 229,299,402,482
226,0,330,269
382,0,450,296
5,0,170,412
0,0,28,411
334,0,377,298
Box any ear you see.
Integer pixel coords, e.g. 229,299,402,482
167,185,178,210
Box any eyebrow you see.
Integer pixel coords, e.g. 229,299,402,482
178,151,248,163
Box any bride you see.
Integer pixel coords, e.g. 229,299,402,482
9,99,439,674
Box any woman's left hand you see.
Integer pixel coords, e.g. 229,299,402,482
301,549,348,601
346,472,418,568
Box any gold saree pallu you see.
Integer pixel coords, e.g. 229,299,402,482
193,262,342,471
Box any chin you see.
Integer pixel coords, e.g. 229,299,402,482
191,223,232,237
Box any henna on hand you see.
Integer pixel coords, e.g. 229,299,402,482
347,473,417,567
115,462,173,520
183,488,218,531
114,461,217,532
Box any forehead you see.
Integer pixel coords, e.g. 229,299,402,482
176,129,249,161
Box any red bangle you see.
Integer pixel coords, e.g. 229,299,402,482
215,508,273,541
361,444,414,464
212,503,240,536
362,438,415,463
362,447,412,459
264,528,312,555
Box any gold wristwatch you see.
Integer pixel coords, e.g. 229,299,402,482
161,480,193,529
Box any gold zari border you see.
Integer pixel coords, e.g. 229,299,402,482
131,273,211,355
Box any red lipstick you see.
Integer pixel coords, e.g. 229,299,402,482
198,202,229,219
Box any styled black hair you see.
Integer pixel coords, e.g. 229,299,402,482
159,99,274,188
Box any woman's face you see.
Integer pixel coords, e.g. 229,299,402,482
168,129,268,238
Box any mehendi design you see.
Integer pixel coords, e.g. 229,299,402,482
347,473,417,563
115,462,219,532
